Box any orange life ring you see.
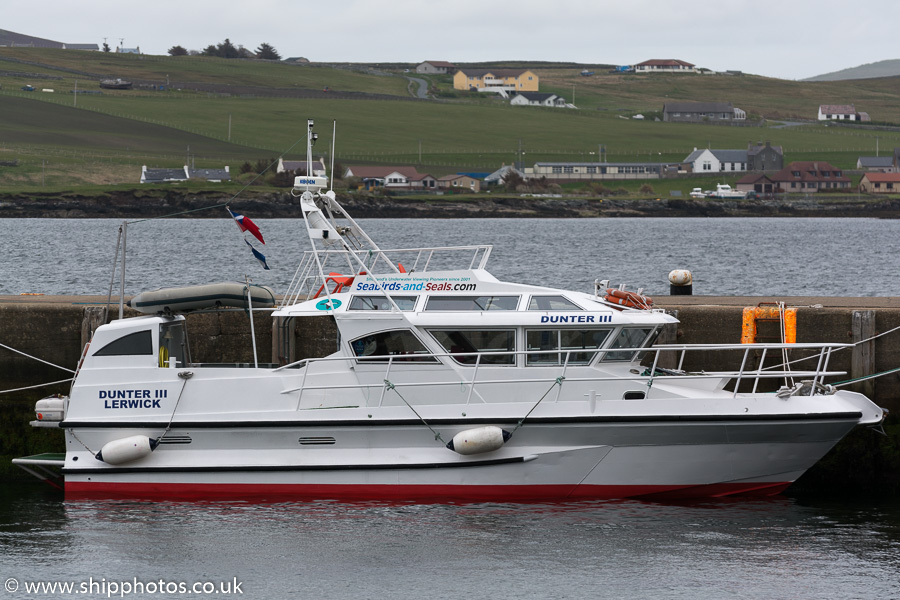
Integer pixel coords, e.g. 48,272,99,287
604,288,653,309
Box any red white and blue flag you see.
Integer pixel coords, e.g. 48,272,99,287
228,208,265,245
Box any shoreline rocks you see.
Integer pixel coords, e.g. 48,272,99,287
1,189,899,219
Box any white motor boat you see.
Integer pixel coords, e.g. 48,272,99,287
710,183,746,199
15,121,885,501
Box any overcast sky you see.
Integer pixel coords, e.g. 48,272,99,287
5,0,897,80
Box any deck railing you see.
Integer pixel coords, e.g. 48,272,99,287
282,245,493,307
273,342,851,409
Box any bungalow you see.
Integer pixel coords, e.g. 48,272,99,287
416,61,457,74
510,92,567,107
663,102,744,123
484,164,525,185
453,69,538,94
634,59,696,73
438,174,481,193
817,104,860,121
682,148,747,173
344,166,434,190
188,167,230,182
770,161,850,193
140,166,188,184
859,173,900,194
527,161,677,181
856,156,894,172
140,165,231,183
277,158,326,176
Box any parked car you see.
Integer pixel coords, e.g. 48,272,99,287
21,85,35,92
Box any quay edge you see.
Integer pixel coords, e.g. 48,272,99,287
1,294,898,495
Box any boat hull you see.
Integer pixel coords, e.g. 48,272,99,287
60,415,858,501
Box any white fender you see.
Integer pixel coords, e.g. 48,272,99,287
446,426,511,455
95,435,159,465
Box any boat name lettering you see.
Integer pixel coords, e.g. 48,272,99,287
103,398,162,409
355,282,477,292
99,389,168,410
540,315,611,323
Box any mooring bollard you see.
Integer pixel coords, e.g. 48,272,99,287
669,269,693,295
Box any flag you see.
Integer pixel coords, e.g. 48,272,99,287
244,239,270,270
228,208,265,245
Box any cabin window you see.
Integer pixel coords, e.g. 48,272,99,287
350,330,437,363
525,329,611,365
93,330,153,357
348,296,417,311
601,328,655,362
527,296,582,311
425,296,518,311
429,329,515,365
159,322,189,368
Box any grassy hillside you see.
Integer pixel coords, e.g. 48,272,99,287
2,49,900,191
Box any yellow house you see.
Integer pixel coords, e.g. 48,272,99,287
453,69,539,93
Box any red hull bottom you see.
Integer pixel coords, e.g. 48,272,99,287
64,481,793,502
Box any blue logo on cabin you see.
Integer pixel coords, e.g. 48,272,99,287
316,299,342,311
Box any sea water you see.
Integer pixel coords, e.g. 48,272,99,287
3,217,900,297
1,484,899,599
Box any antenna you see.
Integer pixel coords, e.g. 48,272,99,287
330,121,336,193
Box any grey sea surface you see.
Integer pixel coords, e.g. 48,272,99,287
1,484,899,600
4,217,899,297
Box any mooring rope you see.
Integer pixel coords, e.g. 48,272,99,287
0,378,74,395
0,342,75,373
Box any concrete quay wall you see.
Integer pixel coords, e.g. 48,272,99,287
2,295,899,493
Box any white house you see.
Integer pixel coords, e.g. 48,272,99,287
682,148,748,173
818,104,859,121
634,59,696,73
510,92,567,107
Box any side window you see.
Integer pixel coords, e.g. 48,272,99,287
425,296,519,311
348,296,417,311
527,296,582,311
93,330,153,356
601,328,654,362
350,330,437,363
526,329,611,365
429,330,515,365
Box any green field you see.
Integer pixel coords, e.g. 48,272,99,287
2,49,900,192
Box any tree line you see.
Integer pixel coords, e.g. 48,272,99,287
167,39,281,60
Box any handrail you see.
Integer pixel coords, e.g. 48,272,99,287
280,245,493,308
273,342,851,408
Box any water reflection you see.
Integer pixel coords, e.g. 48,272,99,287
2,482,899,599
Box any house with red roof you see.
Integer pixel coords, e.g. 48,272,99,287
817,104,860,121
859,172,900,194
770,161,850,193
634,59,696,73
736,173,776,195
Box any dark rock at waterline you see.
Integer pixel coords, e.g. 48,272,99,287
1,190,899,219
